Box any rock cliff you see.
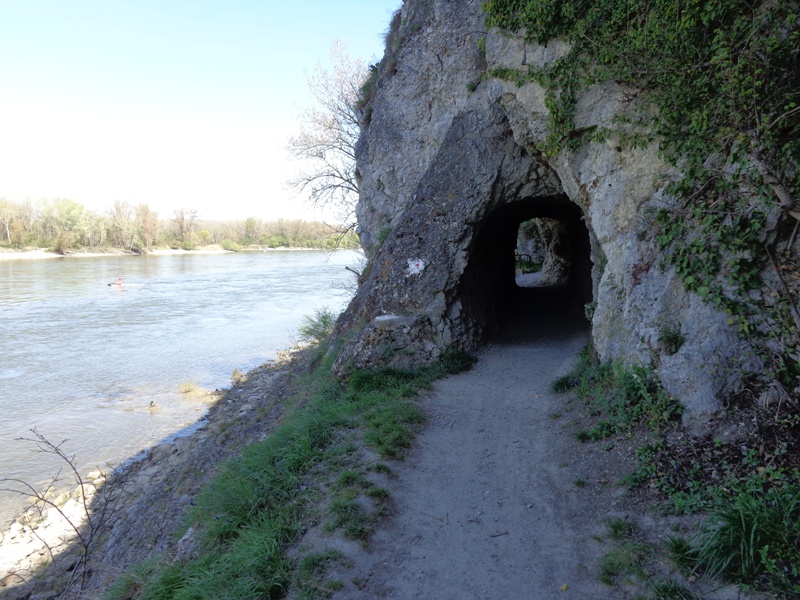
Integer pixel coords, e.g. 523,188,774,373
333,0,785,424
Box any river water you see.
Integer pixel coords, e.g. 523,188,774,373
0,249,360,525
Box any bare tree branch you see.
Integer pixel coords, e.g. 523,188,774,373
287,41,368,232
1,429,120,595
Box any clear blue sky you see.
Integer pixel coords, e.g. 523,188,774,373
0,0,400,221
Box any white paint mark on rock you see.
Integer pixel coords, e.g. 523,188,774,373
407,259,426,275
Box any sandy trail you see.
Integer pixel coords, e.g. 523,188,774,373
333,301,630,599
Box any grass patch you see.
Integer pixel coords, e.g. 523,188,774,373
664,534,698,575
294,550,348,600
692,484,800,594
650,579,700,599
326,493,375,543
107,344,476,599
323,470,390,545
598,519,650,586
606,517,635,541
369,462,394,477
599,542,650,586
177,380,197,394
557,345,800,596
552,347,683,441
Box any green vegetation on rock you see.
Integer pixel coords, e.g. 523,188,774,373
483,0,800,387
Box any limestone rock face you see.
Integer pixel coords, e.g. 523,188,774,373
335,0,760,423
355,0,487,249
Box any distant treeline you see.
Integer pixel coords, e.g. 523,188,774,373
0,198,359,253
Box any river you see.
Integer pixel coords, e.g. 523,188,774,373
0,249,360,525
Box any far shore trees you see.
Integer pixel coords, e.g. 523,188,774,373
0,198,18,244
171,208,198,249
0,197,358,253
135,203,159,251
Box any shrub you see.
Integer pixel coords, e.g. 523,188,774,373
297,308,339,345
221,239,241,252
231,368,246,385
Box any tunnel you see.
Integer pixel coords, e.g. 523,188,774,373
457,194,593,344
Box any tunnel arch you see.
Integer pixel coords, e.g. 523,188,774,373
457,194,593,344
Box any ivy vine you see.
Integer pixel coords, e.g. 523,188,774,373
482,0,800,386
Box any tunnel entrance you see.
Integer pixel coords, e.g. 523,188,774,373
458,195,593,344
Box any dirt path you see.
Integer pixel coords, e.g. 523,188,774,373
331,308,636,599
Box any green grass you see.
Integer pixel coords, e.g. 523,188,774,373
556,346,800,596
693,484,800,594
294,550,348,600
514,259,542,274
650,580,700,599
552,347,683,441
323,471,390,545
599,543,650,586
106,348,476,600
664,534,698,575
606,517,635,541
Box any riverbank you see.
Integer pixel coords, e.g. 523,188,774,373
0,348,300,597
0,245,343,261
0,246,233,261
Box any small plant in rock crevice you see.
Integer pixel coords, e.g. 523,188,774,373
657,324,685,356
376,226,393,245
